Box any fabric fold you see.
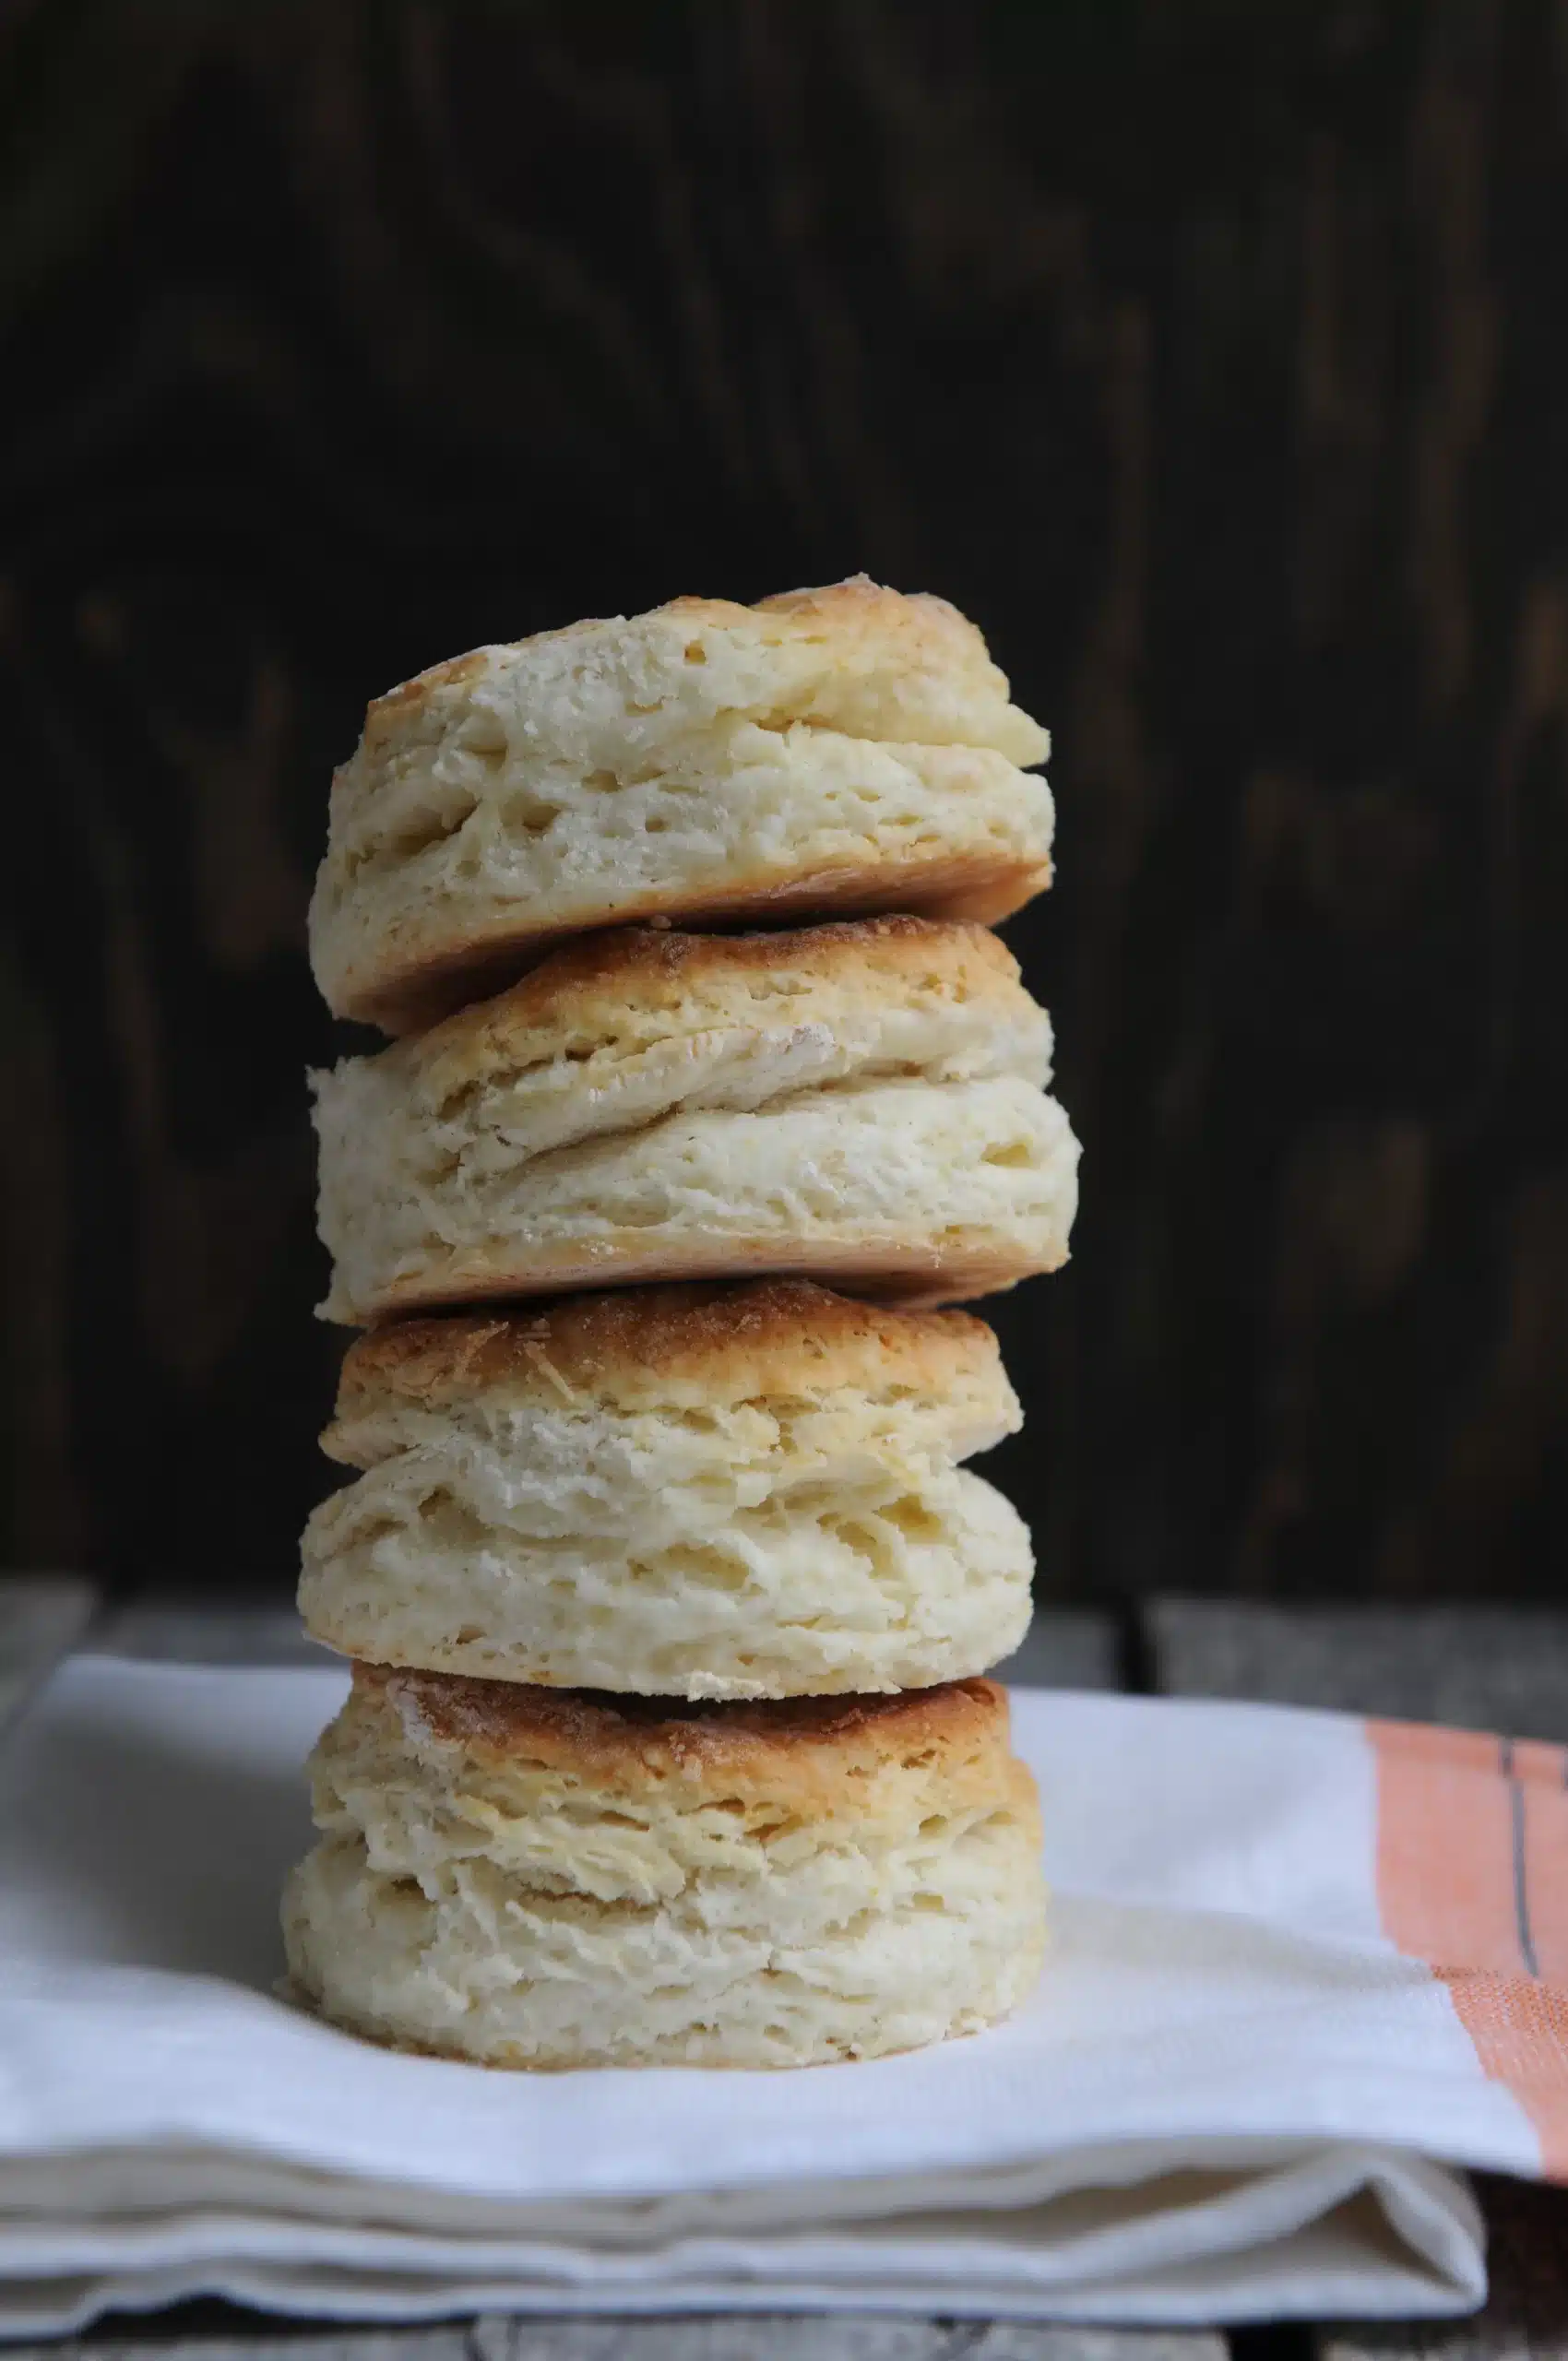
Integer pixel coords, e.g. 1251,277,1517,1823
0,1658,1561,2332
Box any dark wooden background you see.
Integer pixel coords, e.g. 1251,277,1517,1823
2,0,1565,1604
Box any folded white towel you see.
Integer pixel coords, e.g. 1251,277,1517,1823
4,1655,1562,2332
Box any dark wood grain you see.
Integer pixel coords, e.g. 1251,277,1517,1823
0,2313,1227,2361
1,2,1565,1597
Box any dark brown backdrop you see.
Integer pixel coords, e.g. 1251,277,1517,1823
3,1,1566,1603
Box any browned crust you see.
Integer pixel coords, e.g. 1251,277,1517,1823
363,644,493,730
358,1659,1011,1787
332,1277,1003,1422
451,910,1019,1021
394,911,1029,1076
339,850,1051,1036
747,577,972,639
329,1229,1063,1329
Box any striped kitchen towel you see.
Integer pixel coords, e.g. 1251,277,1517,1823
1369,1717,1568,2170
0,1658,1564,2331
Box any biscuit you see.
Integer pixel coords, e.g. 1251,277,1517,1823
311,917,1080,1322
300,1281,1032,1698
308,578,1052,1032
281,1665,1047,2069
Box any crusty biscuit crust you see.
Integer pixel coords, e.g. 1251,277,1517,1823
356,1659,1016,1807
361,915,1041,1102
331,1277,1007,1422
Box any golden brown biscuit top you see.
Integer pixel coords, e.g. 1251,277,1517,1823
331,1277,1005,1423
368,914,1037,1096
358,1661,1012,1797
465,909,1018,1011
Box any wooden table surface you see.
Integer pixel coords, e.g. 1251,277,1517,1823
3,1580,1566,2361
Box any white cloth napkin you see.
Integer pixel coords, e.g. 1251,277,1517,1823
4,1655,1563,2333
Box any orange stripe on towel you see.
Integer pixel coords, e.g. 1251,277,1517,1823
1370,1719,1568,2177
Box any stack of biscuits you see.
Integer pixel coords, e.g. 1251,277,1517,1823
282,578,1080,2070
